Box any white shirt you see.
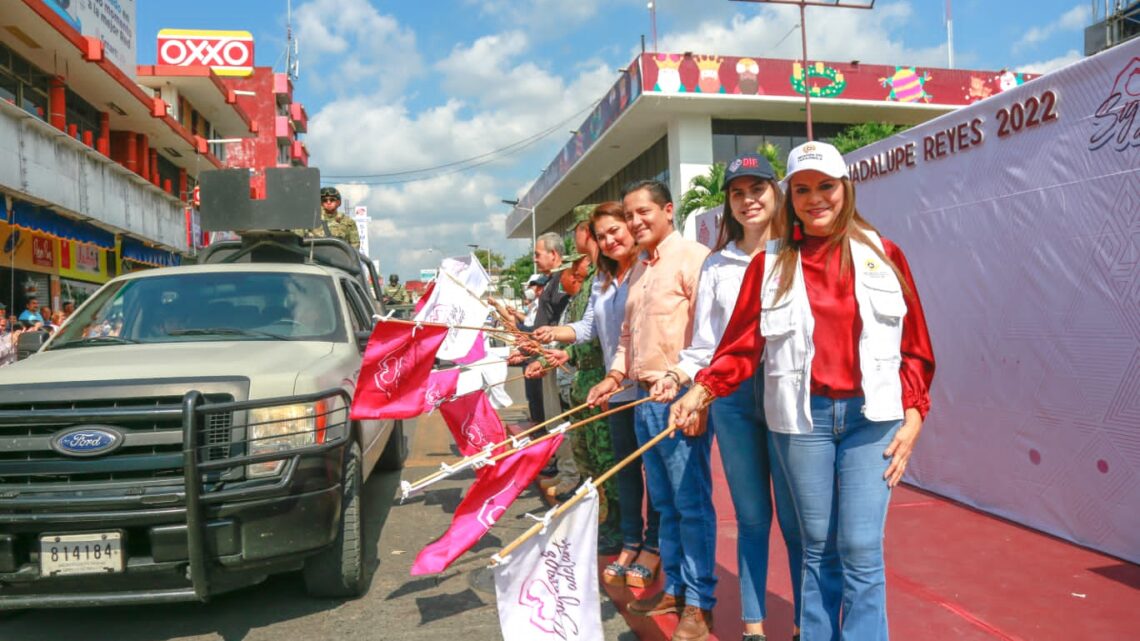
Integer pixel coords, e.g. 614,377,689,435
676,241,756,382
566,275,636,403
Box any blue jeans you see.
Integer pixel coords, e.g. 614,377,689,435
634,387,717,609
710,370,802,625
770,396,900,641
608,401,660,552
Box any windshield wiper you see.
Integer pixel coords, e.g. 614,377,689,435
167,327,290,340
53,336,141,349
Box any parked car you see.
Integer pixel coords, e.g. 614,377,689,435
0,233,402,608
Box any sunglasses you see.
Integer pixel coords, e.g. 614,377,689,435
321,196,339,202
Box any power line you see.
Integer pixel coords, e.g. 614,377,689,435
321,99,600,184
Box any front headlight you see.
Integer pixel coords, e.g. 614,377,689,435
245,396,345,478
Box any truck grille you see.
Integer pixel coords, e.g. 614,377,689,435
0,394,236,487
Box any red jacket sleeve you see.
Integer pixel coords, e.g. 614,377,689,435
694,251,767,397
884,239,936,419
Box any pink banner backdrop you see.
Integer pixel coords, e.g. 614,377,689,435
844,45,1140,563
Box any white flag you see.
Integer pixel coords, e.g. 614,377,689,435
415,269,491,361
494,489,602,641
457,346,512,409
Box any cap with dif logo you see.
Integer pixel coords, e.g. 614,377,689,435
722,153,777,189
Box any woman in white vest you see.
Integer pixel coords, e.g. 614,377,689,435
671,141,936,641
652,153,801,641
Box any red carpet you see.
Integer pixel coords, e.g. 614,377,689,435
602,443,1140,640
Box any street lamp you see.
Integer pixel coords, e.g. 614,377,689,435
729,0,875,141
467,243,492,276
502,199,538,275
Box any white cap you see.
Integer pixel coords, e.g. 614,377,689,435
784,141,847,182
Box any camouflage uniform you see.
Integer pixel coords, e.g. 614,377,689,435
297,211,360,249
565,269,622,548
383,284,410,304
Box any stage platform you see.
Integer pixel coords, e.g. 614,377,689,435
602,444,1139,641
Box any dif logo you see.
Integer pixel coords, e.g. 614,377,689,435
157,29,254,77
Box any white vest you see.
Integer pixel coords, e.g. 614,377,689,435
759,231,906,434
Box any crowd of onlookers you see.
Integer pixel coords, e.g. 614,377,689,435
0,296,77,366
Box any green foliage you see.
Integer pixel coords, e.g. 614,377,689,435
677,162,726,231
831,122,910,155
500,253,534,302
474,249,506,272
758,142,787,179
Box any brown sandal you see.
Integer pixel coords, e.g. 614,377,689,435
602,561,627,586
625,550,660,588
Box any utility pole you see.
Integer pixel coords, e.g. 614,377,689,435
648,1,658,52
502,199,538,275
946,0,955,69
730,0,875,141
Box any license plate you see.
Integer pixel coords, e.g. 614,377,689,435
39,532,124,577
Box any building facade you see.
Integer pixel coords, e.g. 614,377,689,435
0,0,254,314
505,52,1036,240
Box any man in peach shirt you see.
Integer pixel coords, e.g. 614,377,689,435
588,179,715,641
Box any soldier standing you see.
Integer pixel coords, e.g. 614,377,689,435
382,274,410,305
298,187,360,249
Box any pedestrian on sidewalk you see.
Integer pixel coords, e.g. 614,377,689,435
672,141,936,641
652,153,801,641
533,203,661,583
587,179,716,641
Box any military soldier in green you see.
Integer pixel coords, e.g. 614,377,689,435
382,274,410,305
297,186,360,249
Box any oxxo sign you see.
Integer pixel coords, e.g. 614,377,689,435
157,29,254,77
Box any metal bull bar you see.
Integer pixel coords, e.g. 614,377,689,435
0,387,351,609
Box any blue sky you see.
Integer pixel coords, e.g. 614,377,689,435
137,0,1091,280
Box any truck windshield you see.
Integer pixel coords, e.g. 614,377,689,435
49,272,343,348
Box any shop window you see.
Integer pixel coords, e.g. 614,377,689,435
0,71,17,106
65,88,100,142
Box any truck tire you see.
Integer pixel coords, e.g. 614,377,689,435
303,442,366,598
376,420,406,471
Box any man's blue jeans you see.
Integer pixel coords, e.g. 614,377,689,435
607,401,660,552
770,396,900,641
634,386,717,610
710,369,802,625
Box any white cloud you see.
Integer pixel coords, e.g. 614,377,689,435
656,1,946,67
294,0,421,98
467,0,613,33
1016,49,1083,75
1014,4,1090,51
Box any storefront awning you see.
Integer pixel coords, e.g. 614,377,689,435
120,236,182,268
6,200,116,250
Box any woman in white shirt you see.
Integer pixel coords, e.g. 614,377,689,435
652,154,801,641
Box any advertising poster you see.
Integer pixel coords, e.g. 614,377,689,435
45,0,138,78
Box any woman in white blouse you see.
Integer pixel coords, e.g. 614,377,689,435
652,154,802,641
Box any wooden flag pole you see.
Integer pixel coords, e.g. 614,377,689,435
379,317,521,336
490,394,714,564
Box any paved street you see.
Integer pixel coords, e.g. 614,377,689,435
1,375,635,641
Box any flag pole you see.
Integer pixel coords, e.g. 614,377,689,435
378,317,522,336
492,420,679,565
402,390,638,495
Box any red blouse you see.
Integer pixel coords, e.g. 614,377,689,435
695,235,936,418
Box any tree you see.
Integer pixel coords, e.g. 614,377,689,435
499,253,534,302
677,162,726,231
758,142,786,179
831,122,910,155
474,249,505,272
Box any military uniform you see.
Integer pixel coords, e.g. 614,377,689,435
383,284,410,305
564,268,622,549
297,212,360,249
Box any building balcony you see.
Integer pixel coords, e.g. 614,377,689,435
0,99,188,251
275,115,293,141
289,102,308,133
290,139,308,166
273,72,293,105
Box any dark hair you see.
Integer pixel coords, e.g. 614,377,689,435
716,177,785,252
620,179,672,207
587,202,627,291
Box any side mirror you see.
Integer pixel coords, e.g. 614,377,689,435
17,331,47,360
354,330,372,352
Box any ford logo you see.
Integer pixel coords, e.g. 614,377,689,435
51,426,124,457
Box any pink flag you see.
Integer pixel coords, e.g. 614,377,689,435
350,322,449,420
411,435,563,576
413,280,435,315
422,368,460,414
438,390,507,457
452,331,487,365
